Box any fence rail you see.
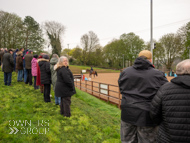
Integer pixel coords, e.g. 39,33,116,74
74,77,122,108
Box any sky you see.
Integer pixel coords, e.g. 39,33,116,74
1,0,190,50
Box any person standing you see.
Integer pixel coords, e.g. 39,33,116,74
16,51,23,82
2,49,14,86
55,56,76,117
118,50,168,143
38,55,51,102
24,50,33,85
31,54,39,89
13,48,19,71
0,48,4,67
50,54,60,105
23,49,28,83
150,59,190,143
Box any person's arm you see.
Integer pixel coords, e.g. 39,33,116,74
61,68,73,88
150,89,163,125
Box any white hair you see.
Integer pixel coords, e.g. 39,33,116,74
56,56,69,69
176,59,190,75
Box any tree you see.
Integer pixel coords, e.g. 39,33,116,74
120,32,145,66
43,21,65,56
177,21,190,59
80,31,99,65
23,16,44,53
0,11,24,49
158,33,183,70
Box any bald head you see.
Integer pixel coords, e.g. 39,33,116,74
176,59,190,75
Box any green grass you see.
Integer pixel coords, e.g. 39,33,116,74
0,70,121,143
69,65,120,74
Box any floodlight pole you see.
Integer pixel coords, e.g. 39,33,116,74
150,0,154,63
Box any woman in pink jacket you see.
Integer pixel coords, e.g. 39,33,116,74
31,54,39,89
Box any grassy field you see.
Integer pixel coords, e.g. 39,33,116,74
69,65,120,74
0,70,121,143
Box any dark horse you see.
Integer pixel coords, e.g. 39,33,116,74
86,69,98,78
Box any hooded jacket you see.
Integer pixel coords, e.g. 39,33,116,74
31,58,38,76
55,66,76,97
150,75,190,143
118,57,168,126
50,57,58,90
38,58,51,84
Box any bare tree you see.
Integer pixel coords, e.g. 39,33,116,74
80,31,99,65
43,21,65,56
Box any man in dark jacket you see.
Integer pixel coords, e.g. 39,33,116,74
150,59,190,143
38,55,51,102
118,50,168,143
2,49,14,86
24,50,33,85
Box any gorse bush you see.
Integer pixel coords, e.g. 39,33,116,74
0,70,121,143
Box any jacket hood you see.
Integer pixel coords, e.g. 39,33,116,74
50,58,58,65
37,58,49,63
133,57,154,70
171,75,190,88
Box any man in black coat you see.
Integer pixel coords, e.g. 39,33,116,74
38,55,51,102
150,59,190,143
118,50,168,143
2,49,14,86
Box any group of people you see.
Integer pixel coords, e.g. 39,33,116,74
119,50,190,143
0,48,76,117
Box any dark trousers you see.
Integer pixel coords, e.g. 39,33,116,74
120,120,158,143
26,69,32,85
60,97,71,117
44,84,51,102
33,76,39,89
4,72,12,86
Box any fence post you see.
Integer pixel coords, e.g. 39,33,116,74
91,81,93,95
80,79,81,90
99,83,100,98
85,80,87,92
118,89,121,109
107,84,110,103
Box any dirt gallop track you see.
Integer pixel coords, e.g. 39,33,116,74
84,73,173,86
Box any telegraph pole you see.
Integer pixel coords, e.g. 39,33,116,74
150,0,154,63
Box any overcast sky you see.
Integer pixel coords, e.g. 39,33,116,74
1,0,190,49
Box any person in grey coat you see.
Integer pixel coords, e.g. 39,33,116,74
50,54,61,105
1,49,14,86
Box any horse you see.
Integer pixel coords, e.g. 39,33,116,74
86,69,98,78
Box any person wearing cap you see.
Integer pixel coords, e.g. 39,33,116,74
1,49,14,86
118,50,168,143
24,50,33,85
150,59,190,143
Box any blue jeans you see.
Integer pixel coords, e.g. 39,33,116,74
4,72,12,86
17,70,23,81
55,96,61,105
24,68,28,83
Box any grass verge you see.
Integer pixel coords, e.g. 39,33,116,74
0,70,121,143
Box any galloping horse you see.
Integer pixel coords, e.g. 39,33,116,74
86,69,98,78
